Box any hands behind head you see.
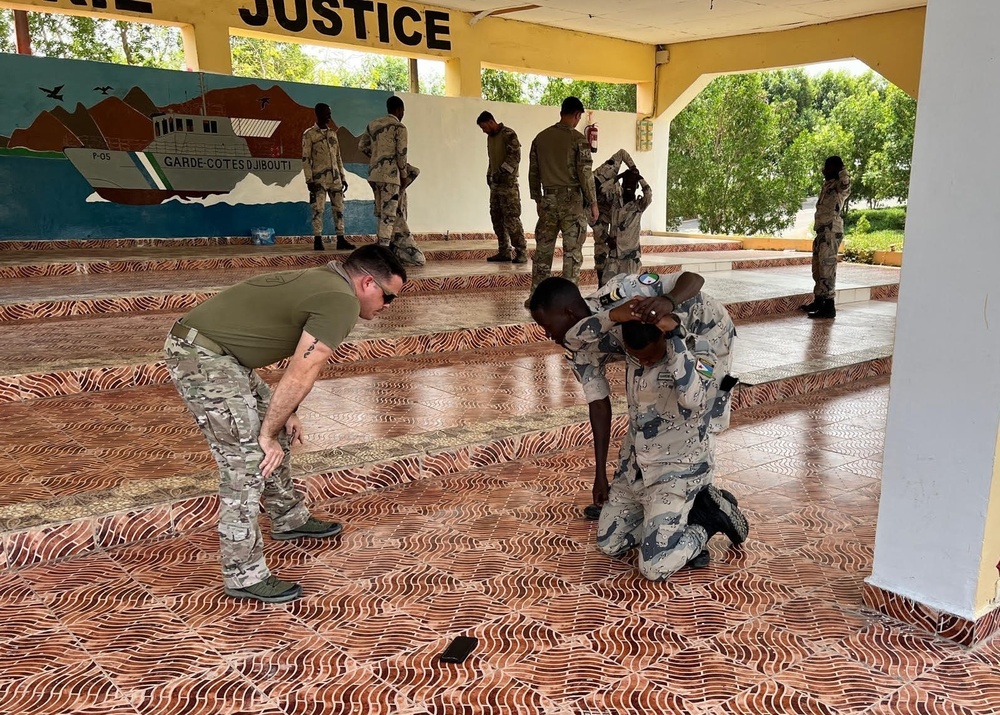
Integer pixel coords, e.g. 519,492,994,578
610,296,679,332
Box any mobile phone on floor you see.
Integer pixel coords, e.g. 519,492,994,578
439,636,478,663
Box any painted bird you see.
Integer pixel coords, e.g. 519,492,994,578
94,86,113,95
39,85,64,101
259,97,271,110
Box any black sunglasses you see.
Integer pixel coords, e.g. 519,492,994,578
360,269,397,304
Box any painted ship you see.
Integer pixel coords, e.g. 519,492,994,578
64,113,299,205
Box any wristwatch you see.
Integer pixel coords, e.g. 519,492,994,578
664,294,678,311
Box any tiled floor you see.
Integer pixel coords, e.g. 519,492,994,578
0,303,897,511
0,267,899,376
2,379,998,715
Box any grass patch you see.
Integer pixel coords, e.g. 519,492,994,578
842,229,904,263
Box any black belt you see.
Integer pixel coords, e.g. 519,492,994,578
170,321,226,355
542,186,582,196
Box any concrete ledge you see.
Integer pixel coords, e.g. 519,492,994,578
873,250,903,266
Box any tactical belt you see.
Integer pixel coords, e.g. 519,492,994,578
170,321,226,355
542,185,581,196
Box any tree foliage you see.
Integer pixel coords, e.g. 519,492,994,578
481,68,528,104
231,37,317,83
539,77,636,113
667,74,806,235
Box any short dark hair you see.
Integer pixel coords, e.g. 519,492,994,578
476,111,495,125
561,96,584,115
343,244,407,284
622,320,663,351
528,276,582,312
315,102,330,113
387,96,405,114
824,155,844,172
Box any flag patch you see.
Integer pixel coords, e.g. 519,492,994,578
695,358,715,378
638,272,659,285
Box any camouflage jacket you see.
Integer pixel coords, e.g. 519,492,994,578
609,178,653,252
564,282,736,461
302,124,346,189
528,123,597,205
593,148,637,208
486,124,521,188
358,114,407,185
814,169,851,230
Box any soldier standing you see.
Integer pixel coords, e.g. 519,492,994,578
527,96,599,307
592,148,637,283
358,96,425,266
389,163,426,266
602,169,653,283
802,156,851,319
477,111,527,264
164,245,407,603
302,103,355,252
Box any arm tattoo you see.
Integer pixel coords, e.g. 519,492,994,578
303,339,319,359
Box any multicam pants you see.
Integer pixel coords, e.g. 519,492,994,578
592,203,612,286
489,183,526,258
597,446,711,581
164,333,310,590
531,187,588,293
812,223,843,300
310,183,345,236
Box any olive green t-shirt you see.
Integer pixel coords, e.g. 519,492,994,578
182,265,360,368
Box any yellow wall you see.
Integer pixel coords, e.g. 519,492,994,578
654,8,926,119
975,425,1000,615
1,0,652,97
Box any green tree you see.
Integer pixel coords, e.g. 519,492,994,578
831,80,890,206
481,68,527,103
786,118,854,196
539,77,636,113
0,10,182,69
667,74,808,235
864,85,916,203
762,68,817,135
231,36,317,83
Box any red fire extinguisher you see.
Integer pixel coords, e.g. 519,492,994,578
585,121,599,154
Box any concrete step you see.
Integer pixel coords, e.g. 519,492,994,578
0,266,900,402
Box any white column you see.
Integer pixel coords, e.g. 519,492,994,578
870,0,1000,619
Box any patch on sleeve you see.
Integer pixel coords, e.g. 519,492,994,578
598,285,625,307
695,357,716,379
563,348,575,361
638,272,659,285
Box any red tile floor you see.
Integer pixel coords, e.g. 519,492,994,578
2,377,999,715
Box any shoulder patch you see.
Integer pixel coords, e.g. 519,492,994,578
598,285,625,307
638,272,659,286
563,348,575,361
695,357,716,379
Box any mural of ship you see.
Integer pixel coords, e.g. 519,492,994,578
65,112,298,205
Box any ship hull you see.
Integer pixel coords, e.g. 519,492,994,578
65,148,299,206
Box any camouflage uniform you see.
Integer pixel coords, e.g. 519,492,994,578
164,335,310,590
603,177,653,283
812,169,851,300
565,272,737,434
563,283,737,580
592,149,637,284
359,114,407,245
389,164,426,266
302,124,347,236
528,123,598,293
486,124,527,260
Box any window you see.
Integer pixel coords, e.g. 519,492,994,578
203,120,211,133
210,120,218,134
168,117,175,132
154,123,160,137
186,119,194,132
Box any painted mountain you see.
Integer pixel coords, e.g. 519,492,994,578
4,84,366,204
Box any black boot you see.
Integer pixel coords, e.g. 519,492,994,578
313,235,325,251
336,235,355,250
688,485,749,545
799,297,821,312
808,298,837,319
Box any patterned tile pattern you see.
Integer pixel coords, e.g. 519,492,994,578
863,583,1000,647
2,380,998,714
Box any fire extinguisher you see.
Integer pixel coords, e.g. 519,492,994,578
585,121,599,154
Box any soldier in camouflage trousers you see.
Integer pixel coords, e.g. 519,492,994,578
359,96,408,247
164,246,407,604
602,170,653,283
477,111,527,263
592,149,638,284
527,97,599,305
388,163,426,266
562,289,748,580
803,156,851,320
302,103,354,252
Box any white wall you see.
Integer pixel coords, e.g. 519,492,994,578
399,93,670,234
870,0,1000,618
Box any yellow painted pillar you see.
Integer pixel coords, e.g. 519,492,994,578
181,22,233,75
444,56,482,98
635,81,654,116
